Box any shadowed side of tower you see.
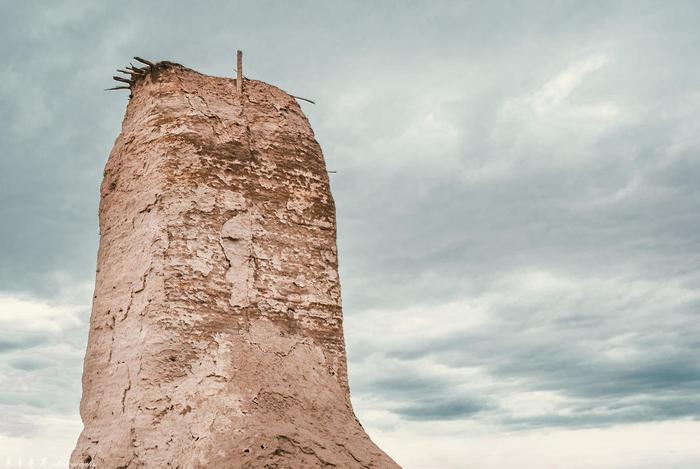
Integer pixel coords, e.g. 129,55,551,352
71,62,399,468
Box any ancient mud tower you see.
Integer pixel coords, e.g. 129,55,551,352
72,57,398,468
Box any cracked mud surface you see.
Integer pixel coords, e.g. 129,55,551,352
71,62,399,468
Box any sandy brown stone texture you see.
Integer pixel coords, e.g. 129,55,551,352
71,62,399,468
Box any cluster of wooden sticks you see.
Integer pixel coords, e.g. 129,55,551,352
105,54,316,106
105,56,155,92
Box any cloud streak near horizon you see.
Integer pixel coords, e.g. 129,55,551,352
1,1,700,467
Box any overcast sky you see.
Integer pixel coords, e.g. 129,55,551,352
2,1,700,468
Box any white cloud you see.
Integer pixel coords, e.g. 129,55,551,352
462,53,636,182
367,419,700,469
0,413,81,468
0,295,83,335
530,54,609,115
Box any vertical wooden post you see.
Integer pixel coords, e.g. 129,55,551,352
237,50,243,95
